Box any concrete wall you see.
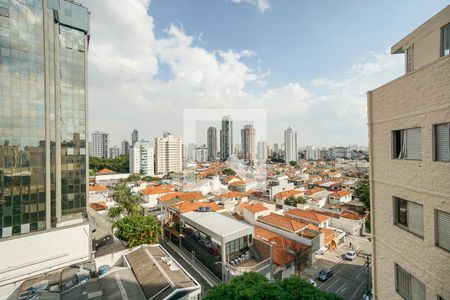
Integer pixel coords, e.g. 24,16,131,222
329,217,363,236
254,220,323,251
95,249,129,269
392,6,450,71
0,223,91,287
96,173,130,182
369,55,450,299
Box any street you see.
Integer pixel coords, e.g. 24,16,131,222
301,235,372,300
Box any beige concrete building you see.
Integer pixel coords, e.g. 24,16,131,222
155,132,183,174
368,5,450,300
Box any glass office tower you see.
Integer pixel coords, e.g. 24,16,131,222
0,0,89,238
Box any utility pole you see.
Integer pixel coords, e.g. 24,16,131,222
364,255,372,299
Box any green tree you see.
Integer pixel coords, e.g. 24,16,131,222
114,215,161,248
355,179,370,210
89,155,129,173
222,168,236,176
284,195,306,206
204,272,343,300
127,174,141,182
271,158,285,163
108,183,143,219
365,218,371,233
142,176,161,182
289,161,298,167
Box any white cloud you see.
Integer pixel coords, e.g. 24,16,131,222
230,0,270,13
79,0,403,148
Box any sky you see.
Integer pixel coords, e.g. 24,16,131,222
79,0,449,148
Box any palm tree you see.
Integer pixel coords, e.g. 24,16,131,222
108,183,143,219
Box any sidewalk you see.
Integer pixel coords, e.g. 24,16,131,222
300,235,371,279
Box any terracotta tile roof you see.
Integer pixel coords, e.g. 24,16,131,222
228,180,245,186
285,209,330,223
216,191,247,199
159,192,183,202
223,175,237,183
307,224,335,244
254,226,307,266
141,184,174,196
274,190,303,200
239,201,268,214
89,185,108,193
177,192,204,202
329,190,352,198
341,211,366,220
172,201,223,213
98,168,114,174
159,191,204,202
259,213,308,233
90,202,107,211
304,187,326,195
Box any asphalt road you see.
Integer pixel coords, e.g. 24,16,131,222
316,254,371,300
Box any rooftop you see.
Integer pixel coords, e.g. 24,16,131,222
181,211,253,243
274,190,303,200
254,226,308,266
258,213,308,233
124,245,200,300
329,190,352,197
216,191,247,199
285,208,330,223
171,201,224,213
239,201,268,214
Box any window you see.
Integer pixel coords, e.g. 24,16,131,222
436,210,450,252
395,264,426,300
435,123,450,161
405,46,413,73
442,23,450,56
0,5,8,18
394,197,423,237
393,128,421,160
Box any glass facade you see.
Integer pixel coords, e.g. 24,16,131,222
0,0,89,238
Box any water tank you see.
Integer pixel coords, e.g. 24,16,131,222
97,265,110,276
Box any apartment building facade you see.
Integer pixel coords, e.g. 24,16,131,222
91,131,108,158
155,132,183,174
121,139,129,156
257,141,268,161
284,126,298,163
220,115,233,160
207,126,218,160
129,140,154,176
368,6,450,299
241,124,256,162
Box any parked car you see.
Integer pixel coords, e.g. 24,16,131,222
208,246,220,256
308,278,317,287
345,250,357,261
318,268,333,282
199,239,211,247
182,227,193,234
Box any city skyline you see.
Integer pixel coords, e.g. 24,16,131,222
80,0,448,147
